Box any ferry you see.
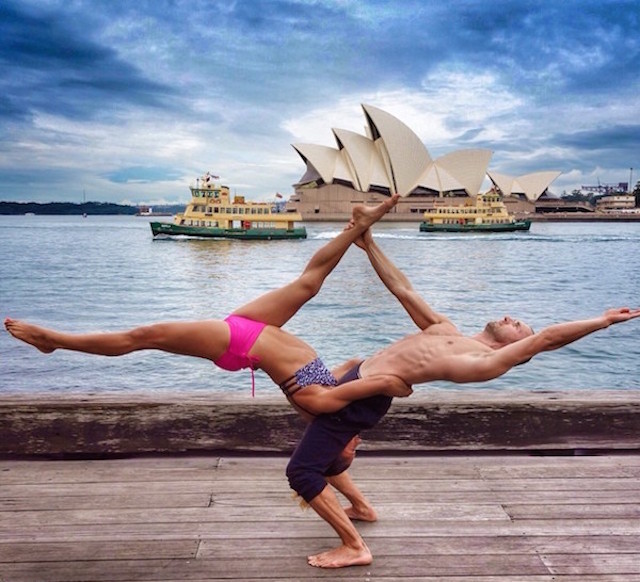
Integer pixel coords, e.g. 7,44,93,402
150,173,306,240
419,191,531,233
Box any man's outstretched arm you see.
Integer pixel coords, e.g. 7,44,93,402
447,307,640,383
360,232,455,331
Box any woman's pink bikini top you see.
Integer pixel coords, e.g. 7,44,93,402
214,315,267,396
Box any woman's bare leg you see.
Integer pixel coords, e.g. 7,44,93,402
234,195,398,327
4,317,229,361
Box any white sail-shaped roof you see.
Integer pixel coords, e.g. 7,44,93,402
420,163,462,193
332,128,377,193
488,170,561,201
514,171,562,201
333,149,354,183
292,143,341,184
293,106,559,201
487,171,516,197
435,149,492,196
362,104,432,196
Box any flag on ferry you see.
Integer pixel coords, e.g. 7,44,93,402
275,192,283,198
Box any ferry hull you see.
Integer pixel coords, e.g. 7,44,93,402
419,220,531,233
150,221,307,240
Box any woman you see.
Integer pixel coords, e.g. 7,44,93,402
5,195,410,418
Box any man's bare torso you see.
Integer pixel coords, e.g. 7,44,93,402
360,322,493,384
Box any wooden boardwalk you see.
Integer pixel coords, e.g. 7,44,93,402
1,453,640,581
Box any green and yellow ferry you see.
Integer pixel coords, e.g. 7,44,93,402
150,174,306,240
419,191,531,233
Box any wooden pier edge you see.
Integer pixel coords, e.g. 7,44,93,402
1,390,639,457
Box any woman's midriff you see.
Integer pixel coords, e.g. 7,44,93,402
250,325,318,383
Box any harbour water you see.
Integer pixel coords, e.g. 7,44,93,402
1,215,639,396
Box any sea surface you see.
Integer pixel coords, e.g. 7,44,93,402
1,215,639,396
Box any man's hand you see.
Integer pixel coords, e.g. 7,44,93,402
382,375,413,398
604,307,640,325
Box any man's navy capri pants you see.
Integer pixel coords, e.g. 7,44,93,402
286,362,393,503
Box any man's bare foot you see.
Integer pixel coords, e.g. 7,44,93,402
4,318,56,353
352,194,399,228
307,543,372,568
344,504,378,522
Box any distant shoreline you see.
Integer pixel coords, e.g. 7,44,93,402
2,201,639,222
0,201,183,216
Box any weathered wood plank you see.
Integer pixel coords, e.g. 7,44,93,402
505,503,640,519
0,540,198,562
3,518,640,542
0,493,212,511
0,554,552,581
214,454,640,474
2,390,640,455
210,487,640,505
540,553,640,575
0,481,219,497
0,467,218,484
0,502,512,528
479,464,640,479
6,484,640,513
213,475,640,492
197,535,640,558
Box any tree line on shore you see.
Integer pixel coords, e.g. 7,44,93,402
0,201,183,215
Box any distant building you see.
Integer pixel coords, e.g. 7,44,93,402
596,194,636,213
287,104,560,219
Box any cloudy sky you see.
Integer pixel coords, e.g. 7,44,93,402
2,0,639,205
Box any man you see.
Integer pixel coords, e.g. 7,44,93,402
287,377,392,568
353,231,638,386
287,230,640,569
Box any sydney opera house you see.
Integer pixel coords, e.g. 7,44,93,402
286,104,561,219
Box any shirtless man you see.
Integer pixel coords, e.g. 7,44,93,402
290,230,639,569
355,229,640,391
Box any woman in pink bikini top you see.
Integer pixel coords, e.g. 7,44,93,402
5,197,408,417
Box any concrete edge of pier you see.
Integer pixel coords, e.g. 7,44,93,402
1,389,639,457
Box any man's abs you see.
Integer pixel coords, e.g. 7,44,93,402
360,332,489,384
